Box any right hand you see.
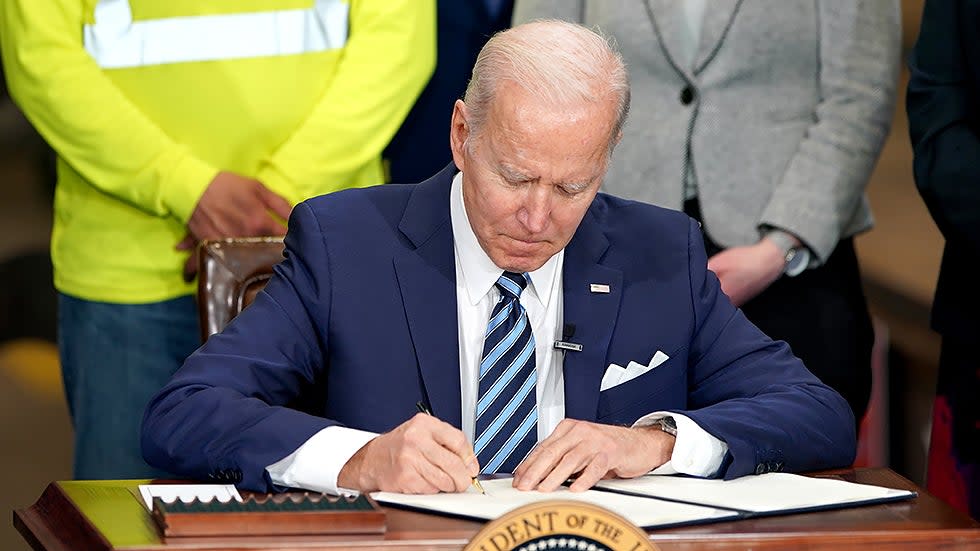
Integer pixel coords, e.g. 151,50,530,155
187,171,293,242
337,413,479,494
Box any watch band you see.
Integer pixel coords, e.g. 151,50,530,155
654,416,677,436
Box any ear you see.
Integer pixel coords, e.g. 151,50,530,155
449,100,470,172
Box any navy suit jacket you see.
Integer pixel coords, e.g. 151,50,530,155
143,164,855,492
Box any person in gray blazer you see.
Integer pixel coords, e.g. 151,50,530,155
512,0,901,421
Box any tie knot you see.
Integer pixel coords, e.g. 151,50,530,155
496,271,529,299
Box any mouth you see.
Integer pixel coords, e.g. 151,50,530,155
493,236,556,271
508,236,544,247
503,236,552,258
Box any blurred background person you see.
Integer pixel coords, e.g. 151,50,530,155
0,0,435,479
384,0,514,184
513,0,902,423
907,0,980,520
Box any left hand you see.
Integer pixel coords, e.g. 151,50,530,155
706,240,786,306
512,419,674,492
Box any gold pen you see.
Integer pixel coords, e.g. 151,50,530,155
416,401,486,494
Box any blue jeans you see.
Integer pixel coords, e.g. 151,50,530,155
58,293,200,479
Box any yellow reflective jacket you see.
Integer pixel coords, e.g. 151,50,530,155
0,0,434,303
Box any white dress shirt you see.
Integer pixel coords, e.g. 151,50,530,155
267,173,727,494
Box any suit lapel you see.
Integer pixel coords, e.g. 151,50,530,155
393,165,463,428
693,0,742,73
561,208,623,422
645,0,693,80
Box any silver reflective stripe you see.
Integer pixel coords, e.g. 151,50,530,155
84,0,349,68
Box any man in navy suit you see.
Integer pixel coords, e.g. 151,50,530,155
142,20,855,495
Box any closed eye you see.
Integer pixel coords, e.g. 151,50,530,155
557,182,591,196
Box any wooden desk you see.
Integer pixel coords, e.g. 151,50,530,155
14,468,980,551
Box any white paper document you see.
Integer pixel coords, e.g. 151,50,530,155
596,472,916,514
372,478,739,528
137,483,243,510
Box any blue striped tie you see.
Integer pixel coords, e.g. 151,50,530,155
474,271,538,474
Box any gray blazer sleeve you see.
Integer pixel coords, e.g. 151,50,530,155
759,0,901,261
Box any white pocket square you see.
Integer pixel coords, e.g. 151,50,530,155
600,363,627,392
600,351,670,391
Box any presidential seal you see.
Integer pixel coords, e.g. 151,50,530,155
463,500,658,551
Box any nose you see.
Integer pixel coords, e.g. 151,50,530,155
517,185,551,234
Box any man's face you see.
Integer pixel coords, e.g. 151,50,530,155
450,83,618,273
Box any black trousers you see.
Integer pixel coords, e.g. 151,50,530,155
685,199,873,422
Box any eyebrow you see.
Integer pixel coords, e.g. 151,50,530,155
498,164,534,182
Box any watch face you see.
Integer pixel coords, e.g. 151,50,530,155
785,248,810,277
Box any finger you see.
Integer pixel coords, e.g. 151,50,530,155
229,210,282,238
188,211,226,242
207,184,275,237
536,447,593,492
183,253,199,283
420,420,478,491
567,456,609,492
392,416,468,493
218,193,264,236
514,421,579,486
414,455,466,493
514,442,567,491
429,422,480,476
258,186,294,222
418,438,474,492
397,457,453,494
259,215,288,237
546,418,578,441
383,466,438,494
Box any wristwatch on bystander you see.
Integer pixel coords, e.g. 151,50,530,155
766,230,811,277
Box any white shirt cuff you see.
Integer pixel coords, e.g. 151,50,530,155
265,426,378,495
633,412,728,477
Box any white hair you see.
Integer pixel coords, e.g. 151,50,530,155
463,19,630,154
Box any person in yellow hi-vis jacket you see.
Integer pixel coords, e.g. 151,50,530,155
0,0,435,479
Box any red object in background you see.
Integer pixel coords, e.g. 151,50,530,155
926,396,970,516
853,318,889,468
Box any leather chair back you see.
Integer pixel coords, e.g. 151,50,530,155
197,237,285,342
